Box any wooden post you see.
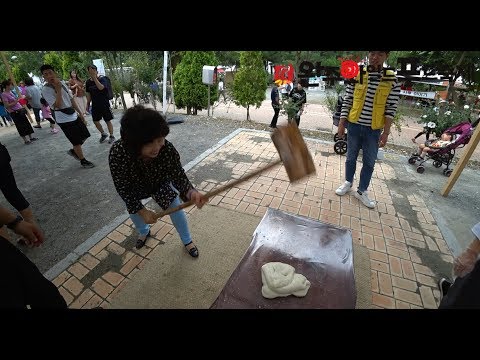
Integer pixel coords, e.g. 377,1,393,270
441,124,480,196
1,51,21,95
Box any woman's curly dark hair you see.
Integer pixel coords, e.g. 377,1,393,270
120,105,170,157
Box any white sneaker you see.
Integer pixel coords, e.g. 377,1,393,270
354,190,375,209
335,181,352,196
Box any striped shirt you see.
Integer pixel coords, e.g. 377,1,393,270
340,71,401,127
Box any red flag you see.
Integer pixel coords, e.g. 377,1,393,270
274,64,295,84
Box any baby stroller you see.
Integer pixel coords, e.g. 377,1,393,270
332,96,347,155
408,120,476,176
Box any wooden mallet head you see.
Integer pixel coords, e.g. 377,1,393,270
271,123,316,182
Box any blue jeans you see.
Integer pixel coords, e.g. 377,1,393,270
345,122,381,193
129,196,192,245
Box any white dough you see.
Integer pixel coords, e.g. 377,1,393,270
261,262,311,299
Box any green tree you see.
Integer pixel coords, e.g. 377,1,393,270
173,51,218,115
106,51,143,109
0,51,45,83
215,51,240,67
125,51,163,85
407,51,480,102
62,51,84,79
232,51,268,121
43,52,64,78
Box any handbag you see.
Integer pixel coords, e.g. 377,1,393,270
58,107,76,115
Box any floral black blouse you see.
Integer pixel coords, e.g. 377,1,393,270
109,139,195,214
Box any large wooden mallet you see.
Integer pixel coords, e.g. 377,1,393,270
154,123,316,220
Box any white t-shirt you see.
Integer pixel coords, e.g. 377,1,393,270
218,81,224,91
41,82,77,124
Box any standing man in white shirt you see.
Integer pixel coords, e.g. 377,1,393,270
40,64,95,168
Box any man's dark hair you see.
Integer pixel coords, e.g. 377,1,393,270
24,77,34,86
120,105,170,157
40,64,55,73
87,64,97,71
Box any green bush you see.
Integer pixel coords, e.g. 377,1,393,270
324,90,342,115
280,97,301,120
418,103,473,136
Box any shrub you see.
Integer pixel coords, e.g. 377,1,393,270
418,103,473,136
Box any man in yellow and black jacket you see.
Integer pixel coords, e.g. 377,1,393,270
335,51,400,209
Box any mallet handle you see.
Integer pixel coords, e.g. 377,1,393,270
154,158,282,220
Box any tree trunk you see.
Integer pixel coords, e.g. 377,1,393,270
295,51,302,77
118,52,127,109
103,51,123,109
187,106,191,115
446,51,466,104
247,105,250,121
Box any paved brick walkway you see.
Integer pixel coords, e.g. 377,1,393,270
52,130,452,309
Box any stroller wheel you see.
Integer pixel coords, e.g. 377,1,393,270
334,140,348,155
433,160,442,168
416,166,425,174
443,169,453,177
408,157,416,165
334,133,340,142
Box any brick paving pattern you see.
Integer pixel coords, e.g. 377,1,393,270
54,130,451,309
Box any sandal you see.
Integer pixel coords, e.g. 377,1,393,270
135,230,151,249
184,241,199,258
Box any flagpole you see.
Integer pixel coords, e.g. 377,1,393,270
163,51,168,116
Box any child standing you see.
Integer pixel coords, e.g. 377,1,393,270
40,98,59,134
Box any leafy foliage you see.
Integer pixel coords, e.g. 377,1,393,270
323,84,346,115
418,103,473,136
125,51,163,85
280,96,301,120
43,52,64,78
173,51,218,115
0,51,45,82
232,51,268,120
61,51,85,80
215,51,240,67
